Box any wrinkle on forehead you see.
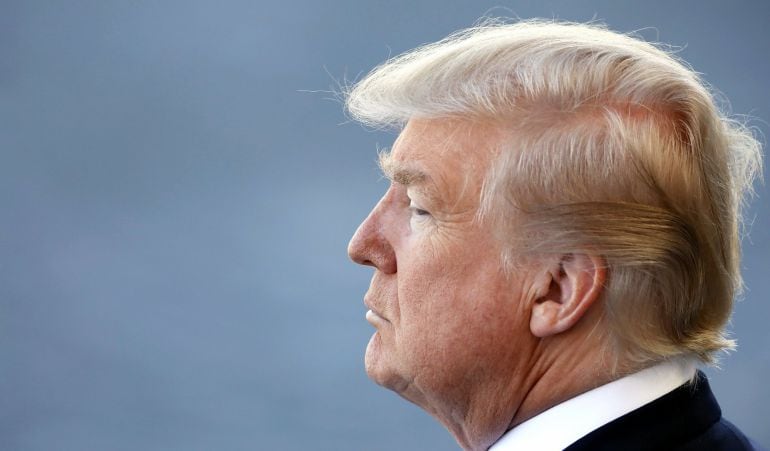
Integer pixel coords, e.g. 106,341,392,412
383,118,505,212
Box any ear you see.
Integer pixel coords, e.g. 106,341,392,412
530,253,606,338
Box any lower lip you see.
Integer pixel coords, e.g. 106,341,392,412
366,309,388,324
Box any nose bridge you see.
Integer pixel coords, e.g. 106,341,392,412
347,191,397,273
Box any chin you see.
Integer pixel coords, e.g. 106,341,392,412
364,331,408,392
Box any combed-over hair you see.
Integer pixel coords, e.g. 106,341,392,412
345,19,762,366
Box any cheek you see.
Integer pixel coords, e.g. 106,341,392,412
393,227,535,351
396,256,523,354
394,270,532,390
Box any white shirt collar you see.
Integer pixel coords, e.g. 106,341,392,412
489,358,697,451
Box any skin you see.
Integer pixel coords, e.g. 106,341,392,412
348,118,616,451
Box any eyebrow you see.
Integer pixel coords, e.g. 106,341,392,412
378,150,428,187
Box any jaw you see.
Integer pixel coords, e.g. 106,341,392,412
362,271,611,450
364,330,413,395
362,308,540,450
383,336,541,451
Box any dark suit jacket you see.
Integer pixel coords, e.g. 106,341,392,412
565,372,763,451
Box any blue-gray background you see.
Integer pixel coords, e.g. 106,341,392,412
1,1,768,450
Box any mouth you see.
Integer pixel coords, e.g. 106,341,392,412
364,299,389,325
365,309,389,325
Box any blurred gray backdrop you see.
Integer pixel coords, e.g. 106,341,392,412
1,1,768,450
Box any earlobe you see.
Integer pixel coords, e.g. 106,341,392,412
530,253,606,338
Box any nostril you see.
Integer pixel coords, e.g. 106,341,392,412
348,234,395,272
348,240,377,267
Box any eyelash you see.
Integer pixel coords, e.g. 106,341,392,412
408,200,431,217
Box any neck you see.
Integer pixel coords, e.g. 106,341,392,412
507,340,617,430
433,315,622,450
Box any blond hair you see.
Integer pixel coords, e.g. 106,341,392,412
345,19,762,365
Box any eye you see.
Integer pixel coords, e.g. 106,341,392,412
409,200,431,217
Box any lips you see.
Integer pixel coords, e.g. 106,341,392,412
364,298,389,324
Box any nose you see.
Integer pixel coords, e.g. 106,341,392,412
347,196,397,274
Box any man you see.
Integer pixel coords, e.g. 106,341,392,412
346,20,763,450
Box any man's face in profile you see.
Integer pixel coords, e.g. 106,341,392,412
348,118,541,405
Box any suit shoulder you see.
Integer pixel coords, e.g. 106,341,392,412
678,417,764,451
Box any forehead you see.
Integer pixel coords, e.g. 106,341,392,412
384,118,504,209
388,118,502,179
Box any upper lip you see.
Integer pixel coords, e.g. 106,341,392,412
364,298,386,319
